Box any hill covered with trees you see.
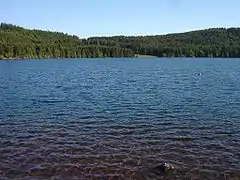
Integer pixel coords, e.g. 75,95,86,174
0,23,134,59
1,23,240,59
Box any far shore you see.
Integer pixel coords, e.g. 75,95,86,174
1,56,240,60
0,57,22,60
135,54,158,58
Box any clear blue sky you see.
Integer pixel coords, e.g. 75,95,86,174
1,0,240,38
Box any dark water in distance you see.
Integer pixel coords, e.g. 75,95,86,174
0,58,240,180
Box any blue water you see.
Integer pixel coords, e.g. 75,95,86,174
0,58,240,179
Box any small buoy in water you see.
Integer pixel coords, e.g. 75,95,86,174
197,72,202,76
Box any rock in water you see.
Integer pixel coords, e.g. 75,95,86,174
157,163,175,172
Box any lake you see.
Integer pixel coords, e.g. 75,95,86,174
0,58,239,179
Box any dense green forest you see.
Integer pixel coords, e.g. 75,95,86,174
1,23,240,59
0,23,134,59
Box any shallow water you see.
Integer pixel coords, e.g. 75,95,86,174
0,58,240,179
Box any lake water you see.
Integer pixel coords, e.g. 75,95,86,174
0,58,239,180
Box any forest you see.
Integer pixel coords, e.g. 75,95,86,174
1,23,240,59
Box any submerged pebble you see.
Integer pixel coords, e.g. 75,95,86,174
157,163,176,172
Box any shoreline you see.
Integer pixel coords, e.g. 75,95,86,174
1,56,240,60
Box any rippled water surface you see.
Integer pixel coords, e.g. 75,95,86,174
0,58,240,180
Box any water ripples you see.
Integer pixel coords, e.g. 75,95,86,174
0,58,240,179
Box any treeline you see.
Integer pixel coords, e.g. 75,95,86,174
1,23,240,59
0,23,133,59
88,28,240,58
0,43,133,59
